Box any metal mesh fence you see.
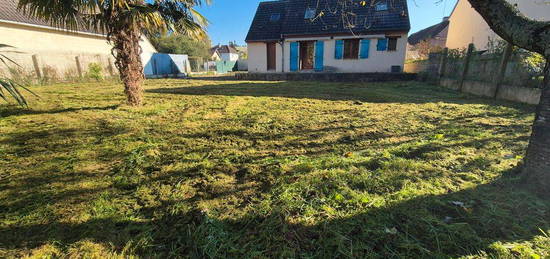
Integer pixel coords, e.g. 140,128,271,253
188,57,205,73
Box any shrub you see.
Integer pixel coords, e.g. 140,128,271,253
520,52,545,76
87,63,104,81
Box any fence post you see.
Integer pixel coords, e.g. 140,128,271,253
493,42,513,99
459,43,475,92
438,47,449,81
75,56,83,77
32,54,42,79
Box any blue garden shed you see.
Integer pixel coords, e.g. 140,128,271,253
143,53,189,77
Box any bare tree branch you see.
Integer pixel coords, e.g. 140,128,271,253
466,0,550,56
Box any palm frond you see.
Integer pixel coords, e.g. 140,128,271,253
190,8,208,28
18,0,96,31
0,45,36,107
0,52,23,68
0,79,28,107
19,0,209,40
146,0,209,39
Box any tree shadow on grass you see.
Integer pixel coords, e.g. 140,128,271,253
1,167,548,258
0,119,130,223
0,118,127,159
0,105,533,237
0,80,544,257
147,80,535,109
187,76,239,81
0,105,120,118
0,118,544,257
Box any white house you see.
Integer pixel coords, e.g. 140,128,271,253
245,0,410,73
210,44,240,62
446,0,550,50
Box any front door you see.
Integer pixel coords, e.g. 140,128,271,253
266,42,276,71
299,41,314,70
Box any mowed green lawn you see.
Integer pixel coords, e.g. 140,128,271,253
0,79,548,258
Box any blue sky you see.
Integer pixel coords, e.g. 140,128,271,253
197,0,458,46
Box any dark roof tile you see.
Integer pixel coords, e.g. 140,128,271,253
0,0,101,34
246,0,410,42
211,44,239,54
0,0,51,27
245,1,287,42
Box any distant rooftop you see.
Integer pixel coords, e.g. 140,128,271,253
407,18,449,45
0,0,101,35
211,44,239,54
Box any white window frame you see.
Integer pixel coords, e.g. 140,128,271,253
375,2,388,11
304,8,316,19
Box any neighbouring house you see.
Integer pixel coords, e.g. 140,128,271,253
210,44,240,61
0,0,157,78
406,17,449,59
245,0,410,73
209,49,221,61
446,0,550,50
234,45,248,59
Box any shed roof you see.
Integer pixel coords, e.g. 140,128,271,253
210,44,239,55
246,0,410,42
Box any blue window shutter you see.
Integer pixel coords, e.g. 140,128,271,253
360,39,370,59
334,40,344,59
314,41,324,71
290,42,299,71
377,38,388,51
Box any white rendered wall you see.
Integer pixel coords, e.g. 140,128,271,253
282,34,407,73
248,34,407,73
446,0,550,50
247,42,283,73
321,34,407,73
220,53,239,61
247,42,267,73
0,21,157,77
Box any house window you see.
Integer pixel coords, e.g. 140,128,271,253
343,39,360,59
304,8,316,19
388,37,398,51
375,2,388,11
270,14,281,22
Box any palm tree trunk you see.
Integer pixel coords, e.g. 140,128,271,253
111,26,144,106
523,57,550,192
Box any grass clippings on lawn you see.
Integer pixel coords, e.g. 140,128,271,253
0,79,548,258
